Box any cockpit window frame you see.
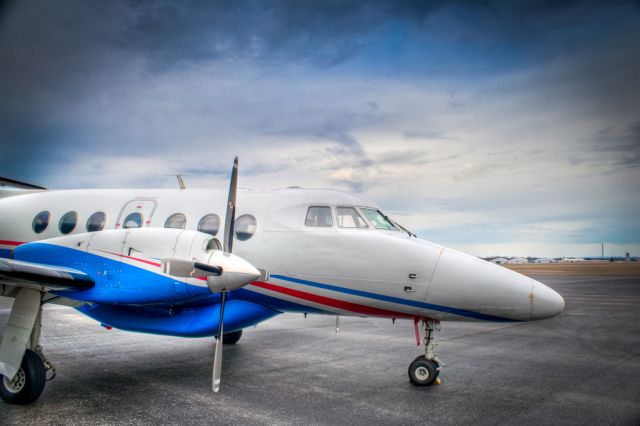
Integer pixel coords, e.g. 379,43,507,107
305,206,334,228
335,206,369,229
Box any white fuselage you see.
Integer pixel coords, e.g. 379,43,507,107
0,187,565,322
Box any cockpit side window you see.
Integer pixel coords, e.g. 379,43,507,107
336,207,368,229
359,208,398,230
305,206,333,227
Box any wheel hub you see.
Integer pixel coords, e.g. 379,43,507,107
2,369,26,394
415,366,430,381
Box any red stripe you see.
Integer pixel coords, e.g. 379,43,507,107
96,249,162,268
250,281,415,319
94,249,207,281
123,255,161,268
0,240,25,247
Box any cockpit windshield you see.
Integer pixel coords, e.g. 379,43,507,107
336,207,369,228
359,208,398,230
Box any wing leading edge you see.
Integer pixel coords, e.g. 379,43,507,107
0,258,94,292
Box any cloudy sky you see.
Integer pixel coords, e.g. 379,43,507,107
1,0,639,257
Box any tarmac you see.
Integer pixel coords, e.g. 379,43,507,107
1,275,639,425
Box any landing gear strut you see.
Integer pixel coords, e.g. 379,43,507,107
0,288,55,405
408,319,445,387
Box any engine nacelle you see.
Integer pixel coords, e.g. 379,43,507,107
12,228,224,304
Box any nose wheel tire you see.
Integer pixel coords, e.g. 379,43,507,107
0,350,46,405
408,355,439,386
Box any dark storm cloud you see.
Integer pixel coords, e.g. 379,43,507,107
0,1,129,101
0,0,435,181
0,0,437,95
117,0,436,67
594,121,640,169
113,0,640,69
3,0,637,102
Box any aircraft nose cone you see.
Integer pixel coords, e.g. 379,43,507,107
531,280,565,320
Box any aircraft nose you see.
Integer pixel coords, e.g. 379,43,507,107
531,280,565,320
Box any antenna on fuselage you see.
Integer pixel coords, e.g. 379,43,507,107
165,174,186,190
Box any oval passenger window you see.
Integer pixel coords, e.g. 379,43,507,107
235,214,257,241
86,212,106,232
123,212,143,229
59,211,78,234
32,211,50,234
165,213,186,229
198,214,220,236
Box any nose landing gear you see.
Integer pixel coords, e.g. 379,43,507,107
408,319,445,387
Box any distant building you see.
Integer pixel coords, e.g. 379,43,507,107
534,258,554,264
505,257,528,264
489,257,508,264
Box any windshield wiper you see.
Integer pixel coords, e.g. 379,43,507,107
383,214,416,238
395,221,417,238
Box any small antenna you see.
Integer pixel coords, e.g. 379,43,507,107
165,174,187,190
176,175,186,190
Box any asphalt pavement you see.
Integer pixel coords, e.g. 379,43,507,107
1,275,639,425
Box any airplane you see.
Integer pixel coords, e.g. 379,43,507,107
0,158,565,405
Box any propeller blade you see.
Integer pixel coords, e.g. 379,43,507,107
223,157,238,254
212,291,226,393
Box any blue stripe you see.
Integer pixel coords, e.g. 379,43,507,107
0,249,11,259
271,274,515,322
234,287,325,315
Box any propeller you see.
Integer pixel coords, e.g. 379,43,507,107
161,157,259,393
213,156,240,394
